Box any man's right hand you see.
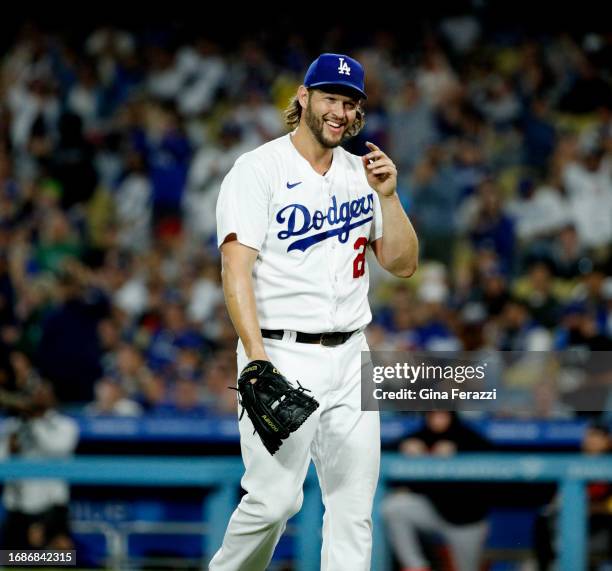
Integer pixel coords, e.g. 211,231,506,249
400,438,427,456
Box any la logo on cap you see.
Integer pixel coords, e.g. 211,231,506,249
338,57,351,76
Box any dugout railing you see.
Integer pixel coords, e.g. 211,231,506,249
0,454,610,571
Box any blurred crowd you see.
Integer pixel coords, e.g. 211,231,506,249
0,18,611,419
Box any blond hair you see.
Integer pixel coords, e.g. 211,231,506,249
283,90,365,138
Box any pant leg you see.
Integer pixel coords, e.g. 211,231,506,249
444,520,488,571
381,492,447,569
311,333,381,571
534,512,555,571
209,338,333,571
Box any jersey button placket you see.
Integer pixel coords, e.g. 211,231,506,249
318,180,334,330
329,180,342,329
320,179,335,329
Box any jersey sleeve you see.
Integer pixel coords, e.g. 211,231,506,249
216,157,271,250
369,190,383,242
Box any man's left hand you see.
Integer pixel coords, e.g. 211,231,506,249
362,141,397,197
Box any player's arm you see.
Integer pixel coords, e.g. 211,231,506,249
220,235,269,362
363,142,418,278
369,195,418,278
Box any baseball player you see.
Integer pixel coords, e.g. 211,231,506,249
210,53,418,571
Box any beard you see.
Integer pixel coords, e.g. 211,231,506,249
304,101,350,148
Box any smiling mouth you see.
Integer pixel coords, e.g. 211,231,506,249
324,119,345,134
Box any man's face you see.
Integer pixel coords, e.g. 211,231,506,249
426,411,452,433
304,89,359,148
583,428,610,455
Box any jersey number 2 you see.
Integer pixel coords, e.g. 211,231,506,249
353,237,367,278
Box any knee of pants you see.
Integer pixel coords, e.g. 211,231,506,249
257,490,304,526
381,493,411,521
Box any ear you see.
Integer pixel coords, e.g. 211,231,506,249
297,85,309,110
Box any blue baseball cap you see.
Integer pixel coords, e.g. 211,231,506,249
304,53,367,100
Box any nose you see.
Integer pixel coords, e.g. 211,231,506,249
329,100,346,120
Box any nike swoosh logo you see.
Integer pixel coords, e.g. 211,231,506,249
286,181,302,189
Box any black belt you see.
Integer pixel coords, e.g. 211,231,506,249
261,328,358,347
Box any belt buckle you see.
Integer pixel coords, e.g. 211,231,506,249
321,332,342,347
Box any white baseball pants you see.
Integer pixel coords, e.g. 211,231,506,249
208,331,380,571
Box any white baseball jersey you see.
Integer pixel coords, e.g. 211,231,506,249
216,133,383,333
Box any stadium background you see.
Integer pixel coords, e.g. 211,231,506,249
0,4,611,570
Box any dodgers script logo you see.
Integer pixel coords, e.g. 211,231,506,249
338,57,351,76
276,194,374,252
